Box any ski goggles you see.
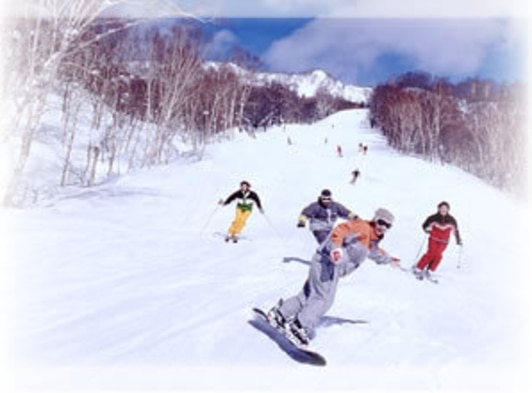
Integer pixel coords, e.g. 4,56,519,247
376,219,392,229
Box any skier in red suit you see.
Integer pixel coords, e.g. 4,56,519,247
413,201,462,280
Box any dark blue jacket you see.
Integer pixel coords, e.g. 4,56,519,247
299,199,354,232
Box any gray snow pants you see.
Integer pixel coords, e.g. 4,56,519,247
278,243,367,332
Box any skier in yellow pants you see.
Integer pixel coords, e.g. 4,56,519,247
219,180,264,242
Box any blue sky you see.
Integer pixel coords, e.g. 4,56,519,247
99,0,528,86
13,0,524,86
200,17,527,86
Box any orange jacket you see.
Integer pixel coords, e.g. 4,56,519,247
330,219,386,253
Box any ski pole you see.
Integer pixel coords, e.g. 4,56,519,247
261,212,293,265
415,234,428,260
457,244,463,269
261,212,284,240
399,234,427,271
261,212,291,249
199,203,221,235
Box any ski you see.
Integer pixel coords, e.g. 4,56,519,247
282,256,312,265
249,307,327,366
425,275,439,284
225,235,239,243
399,265,439,284
416,269,439,284
212,232,250,242
318,315,368,327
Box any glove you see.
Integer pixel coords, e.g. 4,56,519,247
457,240,463,246
259,208,264,214
218,198,225,206
297,220,305,228
330,248,343,263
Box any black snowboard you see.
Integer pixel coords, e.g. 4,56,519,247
249,307,327,366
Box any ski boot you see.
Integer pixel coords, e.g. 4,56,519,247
287,319,310,347
266,303,288,330
424,269,438,283
225,234,238,243
412,266,424,280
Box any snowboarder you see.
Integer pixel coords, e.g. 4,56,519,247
219,180,263,242
297,189,356,244
412,201,462,280
350,169,361,184
268,208,400,346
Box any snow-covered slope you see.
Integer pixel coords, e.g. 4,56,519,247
2,108,530,391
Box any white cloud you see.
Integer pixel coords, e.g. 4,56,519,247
262,18,524,84
387,19,502,74
324,0,527,18
203,29,239,58
2,0,526,18
1,0,108,18
0,0,211,19
190,0,526,18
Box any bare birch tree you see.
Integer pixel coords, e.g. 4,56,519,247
0,0,130,205
138,25,202,166
369,75,525,195
1,0,197,204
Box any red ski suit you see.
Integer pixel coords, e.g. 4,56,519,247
416,213,461,272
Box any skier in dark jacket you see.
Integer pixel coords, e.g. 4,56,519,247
219,180,263,242
297,189,356,244
413,201,462,280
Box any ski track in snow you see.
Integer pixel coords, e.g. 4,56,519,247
2,109,531,391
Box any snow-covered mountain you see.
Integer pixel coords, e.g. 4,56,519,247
2,107,530,391
204,61,372,103
254,68,371,102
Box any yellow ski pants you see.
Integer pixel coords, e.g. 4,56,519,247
228,208,252,236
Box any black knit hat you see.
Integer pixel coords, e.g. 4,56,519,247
320,189,332,198
438,201,450,209
240,180,251,188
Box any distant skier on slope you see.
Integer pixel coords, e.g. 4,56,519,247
219,180,263,242
412,201,462,280
297,189,357,244
351,142,368,184
350,169,361,184
267,208,400,346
